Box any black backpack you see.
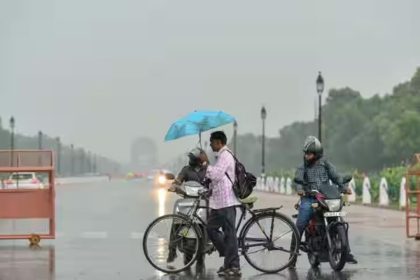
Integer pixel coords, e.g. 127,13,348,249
225,151,257,199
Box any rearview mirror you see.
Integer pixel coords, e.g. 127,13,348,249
342,175,353,184
165,173,175,180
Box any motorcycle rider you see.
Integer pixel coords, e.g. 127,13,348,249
167,148,208,264
290,136,357,268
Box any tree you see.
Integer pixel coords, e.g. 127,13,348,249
236,68,420,173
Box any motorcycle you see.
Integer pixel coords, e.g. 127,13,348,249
169,181,211,265
295,176,353,271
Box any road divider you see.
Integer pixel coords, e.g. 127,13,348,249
56,176,111,185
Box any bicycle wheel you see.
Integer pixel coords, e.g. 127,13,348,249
240,212,299,273
143,214,201,274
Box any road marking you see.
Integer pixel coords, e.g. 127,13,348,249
130,232,144,239
80,231,108,239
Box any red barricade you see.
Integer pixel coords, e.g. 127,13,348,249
0,150,55,244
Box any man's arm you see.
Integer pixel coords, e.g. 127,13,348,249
294,167,305,194
325,161,343,186
173,166,188,185
206,152,231,182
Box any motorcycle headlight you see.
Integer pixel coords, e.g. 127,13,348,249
325,199,342,212
158,175,166,185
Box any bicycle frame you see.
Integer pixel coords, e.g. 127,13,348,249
145,193,298,274
182,195,283,250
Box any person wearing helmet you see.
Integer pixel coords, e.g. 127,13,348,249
289,136,357,268
168,148,207,190
167,148,208,265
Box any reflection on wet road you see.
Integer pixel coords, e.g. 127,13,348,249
0,245,54,280
158,188,167,217
0,180,418,279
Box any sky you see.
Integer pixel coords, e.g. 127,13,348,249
0,0,419,163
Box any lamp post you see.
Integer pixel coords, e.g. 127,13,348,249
80,149,85,175
38,131,43,150
56,137,61,175
87,151,92,173
9,117,15,166
37,131,43,166
316,72,325,142
93,154,97,174
233,121,238,156
70,144,74,176
261,106,267,177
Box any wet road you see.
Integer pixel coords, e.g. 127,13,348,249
0,180,419,280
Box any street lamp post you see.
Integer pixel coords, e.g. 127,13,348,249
87,151,92,173
261,106,267,177
233,121,238,156
9,117,15,166
56,137,61,175
93,154,97,174
37,131,43,166
38,131,43,150
70,144,74,176
316,72,325,142
81,150,85,175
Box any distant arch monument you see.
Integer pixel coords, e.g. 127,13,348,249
130,137,158,170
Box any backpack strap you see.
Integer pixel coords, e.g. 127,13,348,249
225,172,234,185
220,149,235,186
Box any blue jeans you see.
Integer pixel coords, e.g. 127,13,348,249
296,197,316,237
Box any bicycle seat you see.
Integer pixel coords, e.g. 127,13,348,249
240,196,258,206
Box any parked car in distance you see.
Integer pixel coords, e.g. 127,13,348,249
4,172,45,189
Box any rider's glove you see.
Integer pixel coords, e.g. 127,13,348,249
343,187,352,195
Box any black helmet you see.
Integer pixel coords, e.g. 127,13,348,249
188,148,203,167
303,136,323,157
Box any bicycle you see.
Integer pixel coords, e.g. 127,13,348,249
143,189,300,274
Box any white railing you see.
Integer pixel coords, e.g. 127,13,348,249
256,175,408,208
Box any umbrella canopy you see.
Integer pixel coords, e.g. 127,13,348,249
164,111,236,142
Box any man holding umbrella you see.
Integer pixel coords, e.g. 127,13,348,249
202,131,241,277
164,111,240,276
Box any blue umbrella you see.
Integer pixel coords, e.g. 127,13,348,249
164,111,236,144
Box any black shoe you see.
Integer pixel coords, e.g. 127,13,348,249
217,266,225,274
218,268,241,277
346,253,358,264
227,268,242,277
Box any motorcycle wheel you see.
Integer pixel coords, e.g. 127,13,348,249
328,224,348,271
183,251,205,265
305,233,320,268
183,225,206,266
182,239,198,265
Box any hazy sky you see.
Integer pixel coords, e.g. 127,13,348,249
1,0,419,163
